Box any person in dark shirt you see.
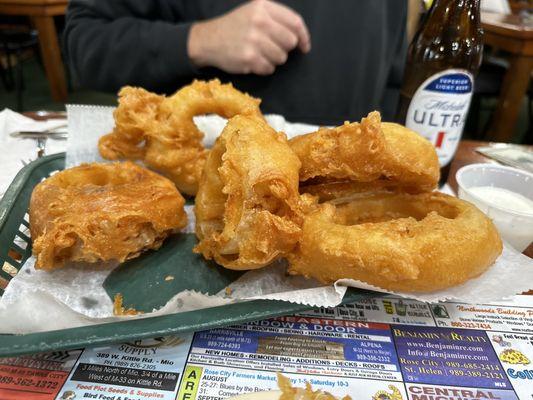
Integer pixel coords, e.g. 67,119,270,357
64,0,407,125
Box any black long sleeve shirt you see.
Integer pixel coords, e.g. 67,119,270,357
64,0,407,125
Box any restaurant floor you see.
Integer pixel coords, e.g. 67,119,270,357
0,57,531,144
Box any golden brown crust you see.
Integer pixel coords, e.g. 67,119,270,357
289,113,440,197
194,115,308,270
98,86,162,160
288,192,502,292
381,122,440,190
113,293,142,315
30,162,187,270
98,79,262,196
289,112,386,182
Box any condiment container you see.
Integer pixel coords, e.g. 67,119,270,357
456,163,533,251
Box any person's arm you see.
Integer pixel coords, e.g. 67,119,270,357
64,0,195,93
188,0,311,76
65,0,311,93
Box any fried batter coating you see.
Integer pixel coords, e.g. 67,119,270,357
290,112,386,182
382,121,440,189
30,162,187,270
98,86,163,160
194,115,308,270
289,112,439,199
98,79,262,196
113,293,142,315
288,192,502,292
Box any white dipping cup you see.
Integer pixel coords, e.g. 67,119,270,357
456,163,533,252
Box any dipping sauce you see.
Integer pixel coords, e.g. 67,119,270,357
469,186,533,215
465,186,533,251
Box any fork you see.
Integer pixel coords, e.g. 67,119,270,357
37,137,47,158
19,136,49,166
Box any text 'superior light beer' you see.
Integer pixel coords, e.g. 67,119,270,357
397,0,483,185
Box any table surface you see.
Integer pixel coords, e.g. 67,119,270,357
482,12,533,39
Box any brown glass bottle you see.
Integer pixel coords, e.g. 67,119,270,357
397,0,483,186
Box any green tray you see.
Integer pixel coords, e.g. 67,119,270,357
0,153,374,357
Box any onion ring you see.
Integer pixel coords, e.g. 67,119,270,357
194,115,309,270
30,162,187,270
289,112,439,199
287,192,502,292
98,86,163,160
98,79,263,195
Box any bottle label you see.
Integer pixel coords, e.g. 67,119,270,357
405,69,473,167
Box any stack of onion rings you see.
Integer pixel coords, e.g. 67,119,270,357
283,112,502,292
30,162,187,270
98,79,262,196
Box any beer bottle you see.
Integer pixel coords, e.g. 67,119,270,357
397,0,483,186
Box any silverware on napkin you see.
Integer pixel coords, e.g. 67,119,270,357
10,131,68,140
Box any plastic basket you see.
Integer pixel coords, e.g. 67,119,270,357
0,153,373,357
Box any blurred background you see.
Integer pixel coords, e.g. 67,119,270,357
0,0,531,143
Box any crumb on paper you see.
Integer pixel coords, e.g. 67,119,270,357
225,287,233,296
113,293,143,316
164,275,174,281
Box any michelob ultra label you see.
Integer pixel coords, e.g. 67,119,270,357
406,69,473,167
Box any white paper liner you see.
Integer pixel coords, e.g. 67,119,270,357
0,108,67,196
1,104,531,334
335,244,533,304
